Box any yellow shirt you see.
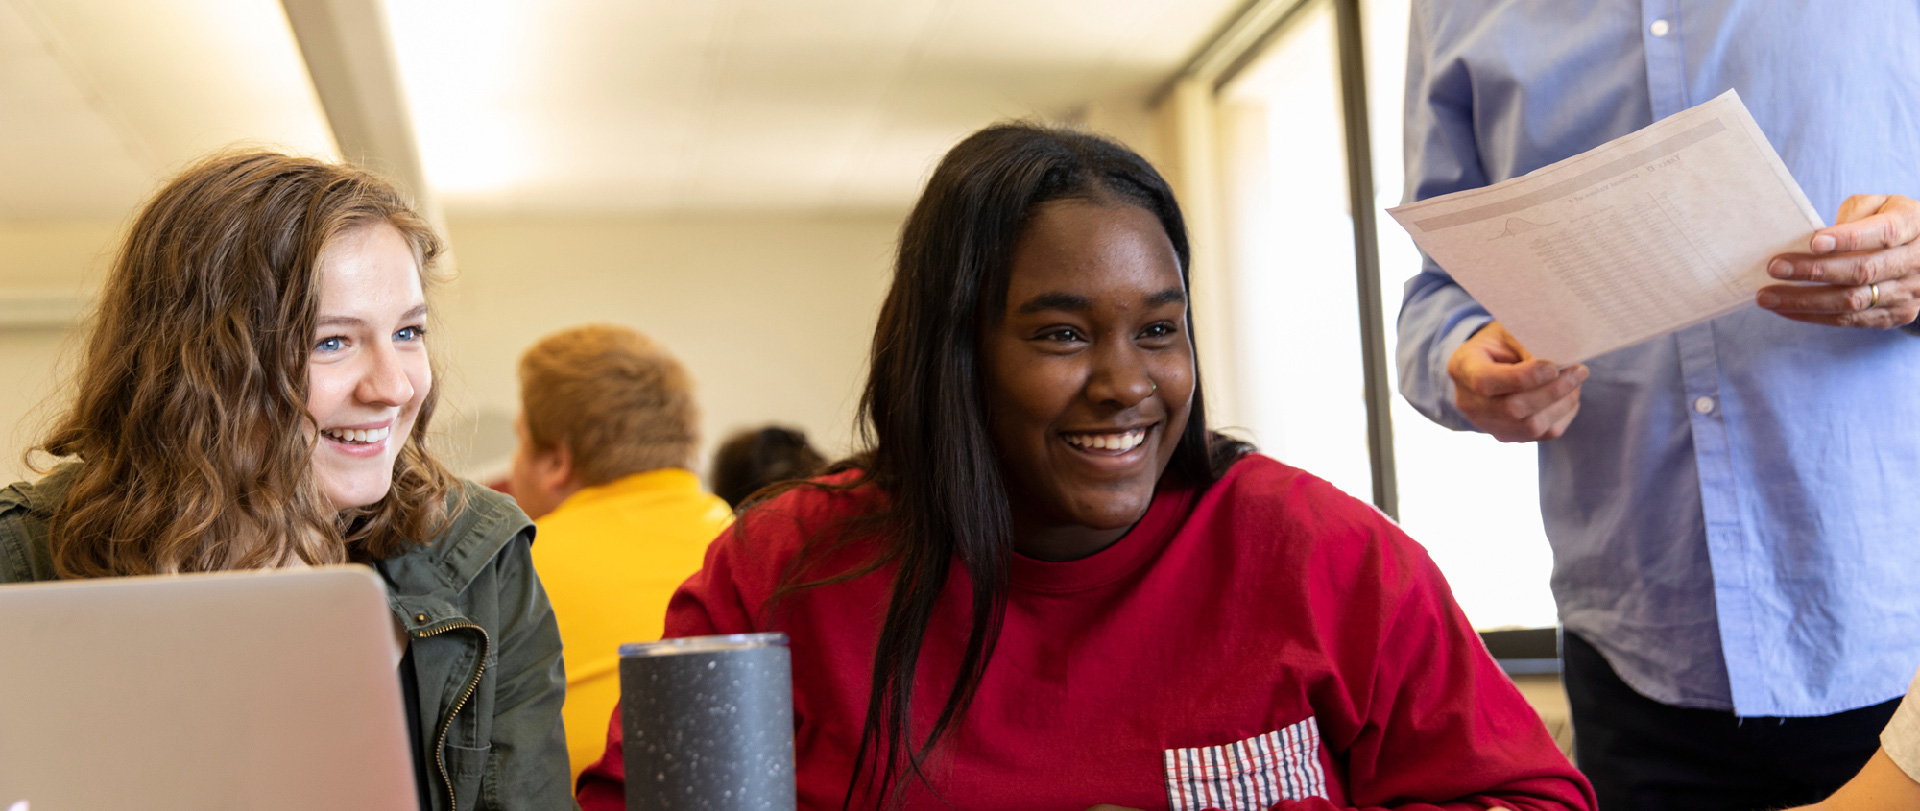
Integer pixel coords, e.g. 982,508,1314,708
528,467,733,780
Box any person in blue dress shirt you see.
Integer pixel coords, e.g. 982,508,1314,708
1396,2,1920,809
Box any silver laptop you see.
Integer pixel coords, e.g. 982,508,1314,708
0,565,417,810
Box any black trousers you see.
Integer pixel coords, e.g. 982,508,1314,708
1563,631,1898,811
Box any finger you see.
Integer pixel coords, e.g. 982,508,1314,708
1771,301,1920,329
1459,356,1563,398
1542,396,1582,440
1473,331,1526,365
1505,332,1539,364
1756,281,1891,314
1487,366,1587,424
1490,385,1581,444
1835,194,1892,227
1811,195,1919,253
1767,241,1920,285
1497,365,1589,418
1467,321,1533,364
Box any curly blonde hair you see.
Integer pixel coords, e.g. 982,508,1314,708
39,150,462,578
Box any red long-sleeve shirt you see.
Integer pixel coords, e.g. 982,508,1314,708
577,454,1593,811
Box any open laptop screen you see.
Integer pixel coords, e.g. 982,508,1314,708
0,565,417,811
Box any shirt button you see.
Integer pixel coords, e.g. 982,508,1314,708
1650,19,1671,37
1693,396,1715,414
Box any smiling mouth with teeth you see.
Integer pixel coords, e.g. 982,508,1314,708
1062,428,1148,453
322,426,392,445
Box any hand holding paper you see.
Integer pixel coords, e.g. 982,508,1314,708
1389,90,1824,364
1446,322,1588,443
1758,193,1920,329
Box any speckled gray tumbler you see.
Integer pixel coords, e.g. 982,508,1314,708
619,634,796,811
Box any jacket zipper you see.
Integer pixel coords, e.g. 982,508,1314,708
416,621,491,811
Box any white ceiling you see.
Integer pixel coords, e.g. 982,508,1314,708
1,0,1241,222
385,0,1241,214
0,0,336,221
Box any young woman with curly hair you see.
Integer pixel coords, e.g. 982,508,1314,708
576,125,1593,811
0,151,572,810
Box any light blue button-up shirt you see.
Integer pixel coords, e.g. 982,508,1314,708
1398,0,1920,716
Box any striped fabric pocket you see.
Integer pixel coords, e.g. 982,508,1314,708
1163,717,1328,811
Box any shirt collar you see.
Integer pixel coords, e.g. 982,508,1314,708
553,467,703,513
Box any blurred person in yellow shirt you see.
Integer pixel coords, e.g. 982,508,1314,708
511,324,733,780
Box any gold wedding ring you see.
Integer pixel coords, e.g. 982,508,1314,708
1870,282,1883,309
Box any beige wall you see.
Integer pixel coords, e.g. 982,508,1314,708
0,222,122,288
435,212,904,480
0,222,120,484
0,327,78,484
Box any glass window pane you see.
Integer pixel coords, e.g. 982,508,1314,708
1218,2,1374,505
1361,0,1556,628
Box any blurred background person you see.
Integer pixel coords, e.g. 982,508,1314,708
512,323,733,779
708,424,827,509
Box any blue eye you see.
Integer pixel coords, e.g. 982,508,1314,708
315,336,345,353
395,325,426,342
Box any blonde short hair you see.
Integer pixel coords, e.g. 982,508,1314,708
518,324,698,486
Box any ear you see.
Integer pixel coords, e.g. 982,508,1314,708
536,442,576,495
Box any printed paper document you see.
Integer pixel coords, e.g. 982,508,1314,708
1387,90,1822,363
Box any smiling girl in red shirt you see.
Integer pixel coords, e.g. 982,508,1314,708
576,125,1592,811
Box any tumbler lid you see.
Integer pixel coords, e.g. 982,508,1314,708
619,633,790,657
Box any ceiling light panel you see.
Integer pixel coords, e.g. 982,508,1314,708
384,0,1243,215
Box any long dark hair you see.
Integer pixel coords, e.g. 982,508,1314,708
781,124,1249,807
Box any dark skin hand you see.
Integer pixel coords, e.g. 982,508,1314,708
1758,194,1920,328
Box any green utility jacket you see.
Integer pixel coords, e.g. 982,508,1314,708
0,465,578,811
